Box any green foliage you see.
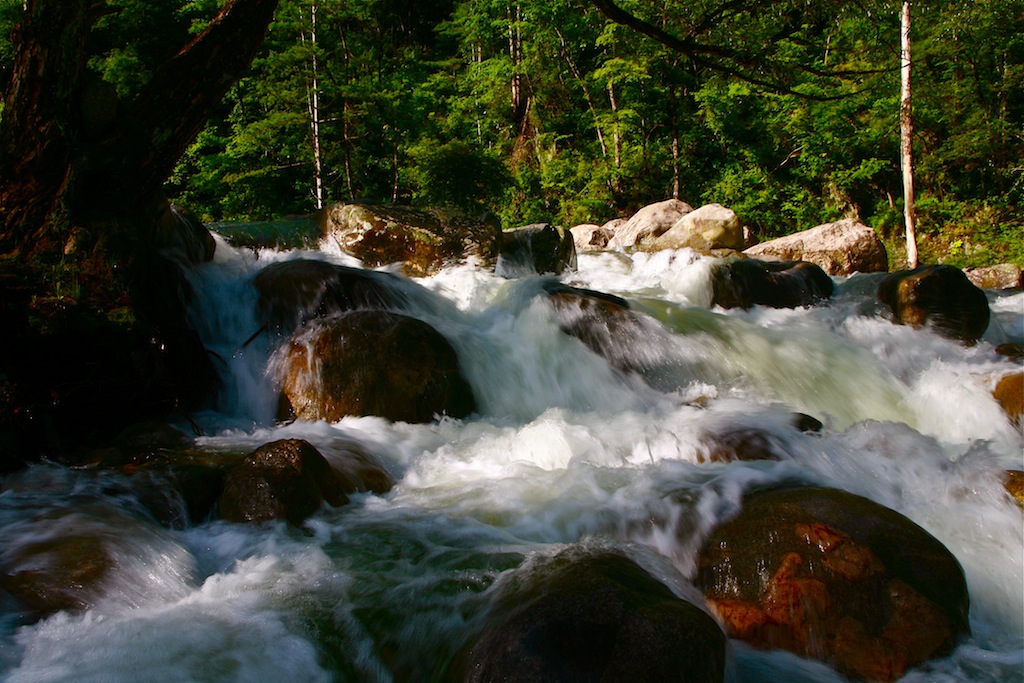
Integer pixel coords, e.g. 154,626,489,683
406,139,511,214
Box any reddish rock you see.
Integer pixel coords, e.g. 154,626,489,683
277,311,476,423
696,486,970,682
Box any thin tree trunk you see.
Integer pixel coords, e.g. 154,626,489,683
900,0,919,268
608,81,622,169
306,3,324,210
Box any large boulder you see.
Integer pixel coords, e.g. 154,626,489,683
218,439,349,524
696,486,970,682
710,258,834,309
608,199,694,249
497,223,577,276
252,259,405,333
276,311,476,423
453,548,727,683
743,219,888,275
318,203,502,276
649,203,743,253
877,265,990,343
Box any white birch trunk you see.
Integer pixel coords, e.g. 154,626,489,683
900,0,919,268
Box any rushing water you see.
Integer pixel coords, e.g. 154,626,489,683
0,238,1021,682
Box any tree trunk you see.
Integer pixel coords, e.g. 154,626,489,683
305,3,325,210
900,0,919,269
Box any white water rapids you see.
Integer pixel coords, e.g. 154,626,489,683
0,238,1021,682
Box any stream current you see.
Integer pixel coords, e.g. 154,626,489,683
0,238,1021,682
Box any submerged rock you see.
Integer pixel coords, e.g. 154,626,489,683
696,485,970,682
710,258,834,309
877,265,990,343
743,219,888,275
218,439,349,524
1003,470,1024,509
318,203,501,276
608,199,694,249
541,281,651,372
277,311,475,423
498,223,577,276
453,548,726,682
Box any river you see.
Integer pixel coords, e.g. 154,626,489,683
0,238,1021,682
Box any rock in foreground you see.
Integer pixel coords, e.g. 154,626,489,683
454,548,726,682
696,485,970,682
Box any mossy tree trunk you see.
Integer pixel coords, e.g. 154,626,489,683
0,0,279,464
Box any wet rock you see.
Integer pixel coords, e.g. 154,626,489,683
877,265,990,343
696,485,970,682
649,203,743,253
0,531,114,616
743,219,888,275
696,414,819,463
964,263,1023,290
218,439,349,524
1002,470,1024,509
993,372,1023,427
326,439,395,495
252,259,405,332
318,203,501,276
608,199,694,249
498,223,577,276
711,258,834,309
277,311,475,423
995,343,1024,361
542,281,649,372
454,549,726,683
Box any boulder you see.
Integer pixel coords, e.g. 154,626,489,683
454,549,726,683
252,259,405,332
993,372,1023,427
743,219,888,275
318,203,502,276
649,203,743,253
218,439,349,524
497,223,577,276
277,311,476,423
711,258,834,310
877,265,990,343
569,223,615,252
696,486,970,682
608,199,694,249
541,281,649,372
964,263,1023,290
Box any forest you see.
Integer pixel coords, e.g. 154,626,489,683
2,0,1018,269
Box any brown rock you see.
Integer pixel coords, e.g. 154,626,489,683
498,223,577,276
454,549,726,683
993,372,1023,426
696,486,970,682
743,219,888,275
878,265,990,343
318,203,501,276
218,439,349,524
277,311,475,423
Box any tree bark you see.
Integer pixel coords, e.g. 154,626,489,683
900,0,919,268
